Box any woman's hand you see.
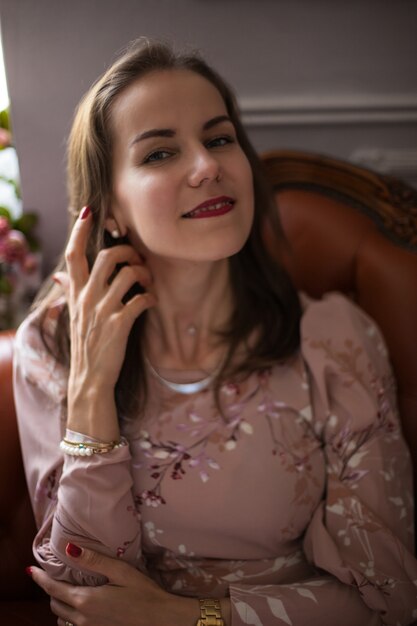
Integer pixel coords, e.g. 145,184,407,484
59,206,156,440
29,544,200,626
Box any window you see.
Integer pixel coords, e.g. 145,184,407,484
0,25,22,217
0,27,8,111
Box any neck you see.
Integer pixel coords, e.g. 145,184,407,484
145,257,233,370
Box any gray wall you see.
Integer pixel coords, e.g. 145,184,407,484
1,0,416,271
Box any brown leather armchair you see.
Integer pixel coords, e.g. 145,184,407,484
0,149,416,625
261,149,417,497
0,331,56,624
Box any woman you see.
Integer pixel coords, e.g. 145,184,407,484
14,38,417,625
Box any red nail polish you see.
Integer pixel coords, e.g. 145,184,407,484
80,206,91,220
25,566,33,577
66,542,83,558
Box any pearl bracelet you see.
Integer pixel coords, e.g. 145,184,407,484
60,437,127,457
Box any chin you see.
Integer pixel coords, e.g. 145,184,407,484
201,235,249,261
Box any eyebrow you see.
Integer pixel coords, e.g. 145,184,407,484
129,115,232,148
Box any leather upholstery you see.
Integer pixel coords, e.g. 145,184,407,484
0,149,416,623
0,331,54,622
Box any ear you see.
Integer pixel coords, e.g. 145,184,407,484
104,216,125,239
105,184,130,234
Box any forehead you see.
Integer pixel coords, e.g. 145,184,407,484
110,69,228,137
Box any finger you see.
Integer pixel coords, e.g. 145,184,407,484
89,245,145,291
57,619,79,626
65,543,134,585
57,618,77,626
64,205,93,294
123,291,157,321
51,597,78,625
30,566,76,606
101,264,152,309
108,292,157,335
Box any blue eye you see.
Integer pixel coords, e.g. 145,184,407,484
206,135,234,148
143,150,172,163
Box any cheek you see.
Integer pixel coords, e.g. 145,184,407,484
114,171,171,229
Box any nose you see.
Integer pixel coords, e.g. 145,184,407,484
187,146,221,187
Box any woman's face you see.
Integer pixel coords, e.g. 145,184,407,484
108,69,254,263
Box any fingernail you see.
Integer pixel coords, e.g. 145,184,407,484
80,206,91,220
52,274,61,285
25,566,33,577
66,542,83,558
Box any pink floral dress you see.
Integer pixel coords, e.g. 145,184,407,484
14,292,417,625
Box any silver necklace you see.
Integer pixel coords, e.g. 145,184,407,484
145,356,223,395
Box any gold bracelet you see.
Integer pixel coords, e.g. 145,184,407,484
60,437,127,457
196,599,224,626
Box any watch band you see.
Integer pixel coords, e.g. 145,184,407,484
196,598,225,626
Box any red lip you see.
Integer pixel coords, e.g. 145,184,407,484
183,195,235,219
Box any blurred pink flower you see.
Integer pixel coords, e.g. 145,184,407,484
0,216,10,238
0,229,28,264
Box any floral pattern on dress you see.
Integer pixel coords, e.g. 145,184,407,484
13,292,417,623
134,379,262,506
133,359,324,519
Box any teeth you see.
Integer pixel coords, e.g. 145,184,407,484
184,200,232,217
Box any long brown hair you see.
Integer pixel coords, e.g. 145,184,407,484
34,37,302,419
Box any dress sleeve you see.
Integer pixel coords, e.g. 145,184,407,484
13,308,143,585
229,293,417,626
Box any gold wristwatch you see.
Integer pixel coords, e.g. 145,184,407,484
196,598,225,625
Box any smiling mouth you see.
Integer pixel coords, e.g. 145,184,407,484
182,197,235,219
